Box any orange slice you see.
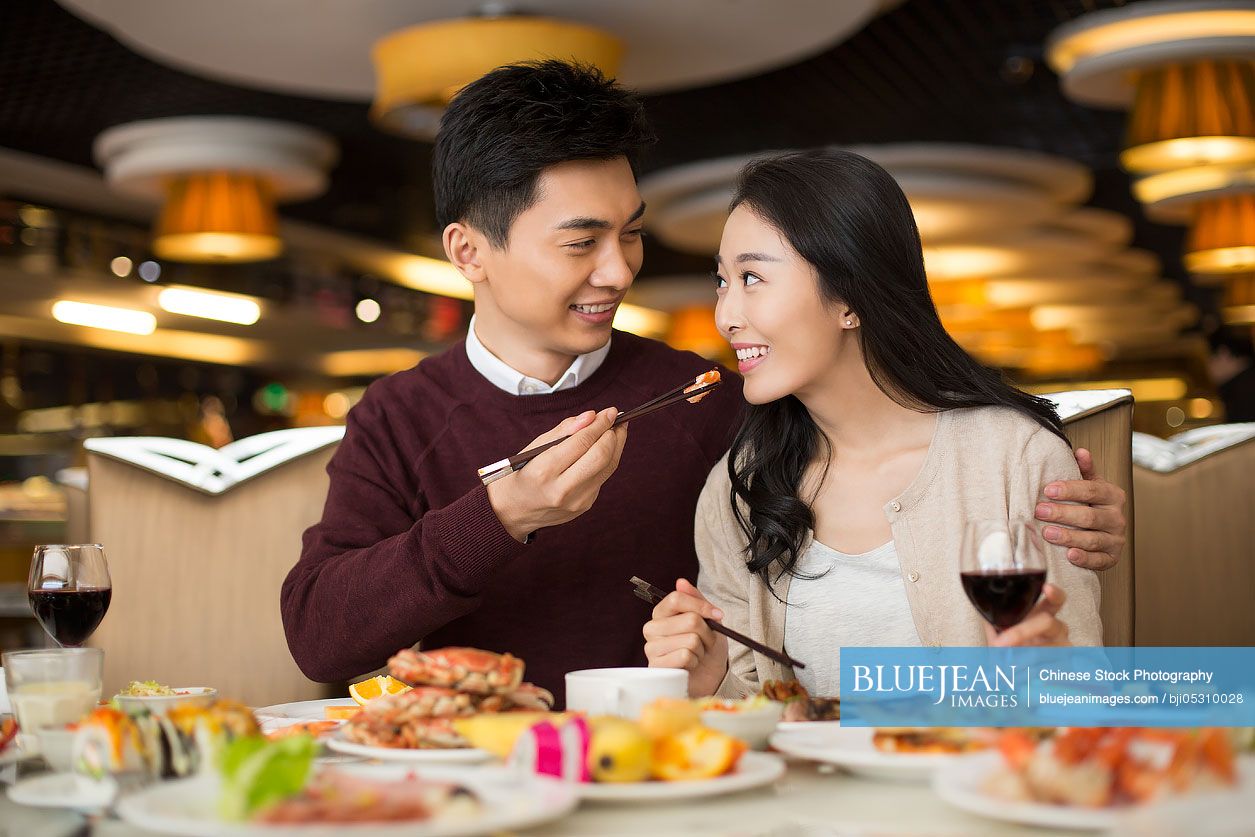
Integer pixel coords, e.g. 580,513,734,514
348,675,411,706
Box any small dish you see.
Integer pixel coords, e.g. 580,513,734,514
115,687,217,716
698,702,784,750
33,725,76,771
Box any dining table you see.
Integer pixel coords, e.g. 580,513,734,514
1,748,1096,836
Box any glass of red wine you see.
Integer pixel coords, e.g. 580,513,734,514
27,544,112,647
960,520,1047,633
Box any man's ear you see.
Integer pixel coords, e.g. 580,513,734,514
443,222,487,285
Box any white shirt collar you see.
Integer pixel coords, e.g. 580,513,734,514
464,315,611,396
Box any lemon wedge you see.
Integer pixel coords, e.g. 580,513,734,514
348,675,411,706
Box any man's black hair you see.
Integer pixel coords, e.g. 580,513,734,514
433,60,655,248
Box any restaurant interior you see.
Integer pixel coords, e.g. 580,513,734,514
0,1,1253,833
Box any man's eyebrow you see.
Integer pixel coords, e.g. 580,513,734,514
553,201,647,232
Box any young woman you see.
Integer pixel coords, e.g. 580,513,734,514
643,149,1102,699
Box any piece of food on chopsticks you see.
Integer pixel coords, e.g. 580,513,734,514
760,679,840,722
684,369,721,403
74,700,261,781
342,647,554,750
989,727,1238,808
478,368,724,485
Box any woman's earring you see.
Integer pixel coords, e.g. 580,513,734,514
845,319,853,327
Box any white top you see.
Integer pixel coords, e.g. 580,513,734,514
784,539,921,697
464,315,611,396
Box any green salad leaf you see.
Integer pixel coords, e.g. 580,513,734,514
218,735,317,821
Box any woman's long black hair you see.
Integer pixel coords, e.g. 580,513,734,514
727,149,1067,591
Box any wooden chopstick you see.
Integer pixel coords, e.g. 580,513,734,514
477,372,721,486
630,576,806,670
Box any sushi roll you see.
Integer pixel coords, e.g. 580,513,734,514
72,708,147,781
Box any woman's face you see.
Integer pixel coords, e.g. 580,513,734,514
715,204,855,405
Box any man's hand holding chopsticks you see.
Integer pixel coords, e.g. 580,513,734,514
486,407,628,543
643,578,730,698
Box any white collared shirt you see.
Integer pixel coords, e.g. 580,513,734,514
464,315,611,395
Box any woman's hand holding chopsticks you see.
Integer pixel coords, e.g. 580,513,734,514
642,578,731,698
486,407,629,543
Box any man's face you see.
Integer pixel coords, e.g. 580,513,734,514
475,157,646,358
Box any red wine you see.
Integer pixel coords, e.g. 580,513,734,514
28,588,112,647
960,570,1045,630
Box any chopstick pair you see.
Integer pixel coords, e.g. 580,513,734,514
630,576,807,671
477,370,722,486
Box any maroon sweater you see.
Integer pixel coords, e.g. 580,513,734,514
281,331,743,703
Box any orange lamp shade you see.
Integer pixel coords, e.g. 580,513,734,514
1122,60,1255,174
1186,193,1255,275
154,171,283,263
371,17,623,132
1222,272,1255,325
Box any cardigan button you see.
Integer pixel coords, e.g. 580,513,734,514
908,571,920,582
890,501,902,512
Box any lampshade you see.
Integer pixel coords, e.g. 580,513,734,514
153,171,283,263
1185,193,1255,275
372,16,623,135
1222,272,1255,324
1122,60,1255,174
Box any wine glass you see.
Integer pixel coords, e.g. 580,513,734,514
27,544,112,647
959,520,1046,633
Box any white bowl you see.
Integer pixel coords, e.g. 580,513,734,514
114,687,217,717
35,725,77,772
699,701,785,750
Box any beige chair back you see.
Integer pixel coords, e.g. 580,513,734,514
1050,391,1136,647
1132,426,1255,646
84,429,343,705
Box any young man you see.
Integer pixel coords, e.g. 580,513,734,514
281,61,1127,702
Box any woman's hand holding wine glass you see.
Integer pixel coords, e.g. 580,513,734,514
960,520,1072,647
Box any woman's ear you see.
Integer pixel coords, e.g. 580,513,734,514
442,222,487,285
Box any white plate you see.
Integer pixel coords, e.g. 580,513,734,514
775,720,841,733
116,763,578,837
576,751,785,802
326,733,492,764
6,771,117,812
769,726,961,781
933,752,1255,833
252,698,356,721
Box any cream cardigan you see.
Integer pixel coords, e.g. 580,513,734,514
695,406,1103,699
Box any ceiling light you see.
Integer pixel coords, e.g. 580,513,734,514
52,300,156,335
372,16,623,138
1185,193,1255,274
157,285,262,325
355,298,381,323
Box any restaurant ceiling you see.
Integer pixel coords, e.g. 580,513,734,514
0,0,1213,320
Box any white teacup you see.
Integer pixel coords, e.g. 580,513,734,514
565,668,687,720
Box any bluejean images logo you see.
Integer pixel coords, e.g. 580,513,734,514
850,661,1020,708
840,647,1255,728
